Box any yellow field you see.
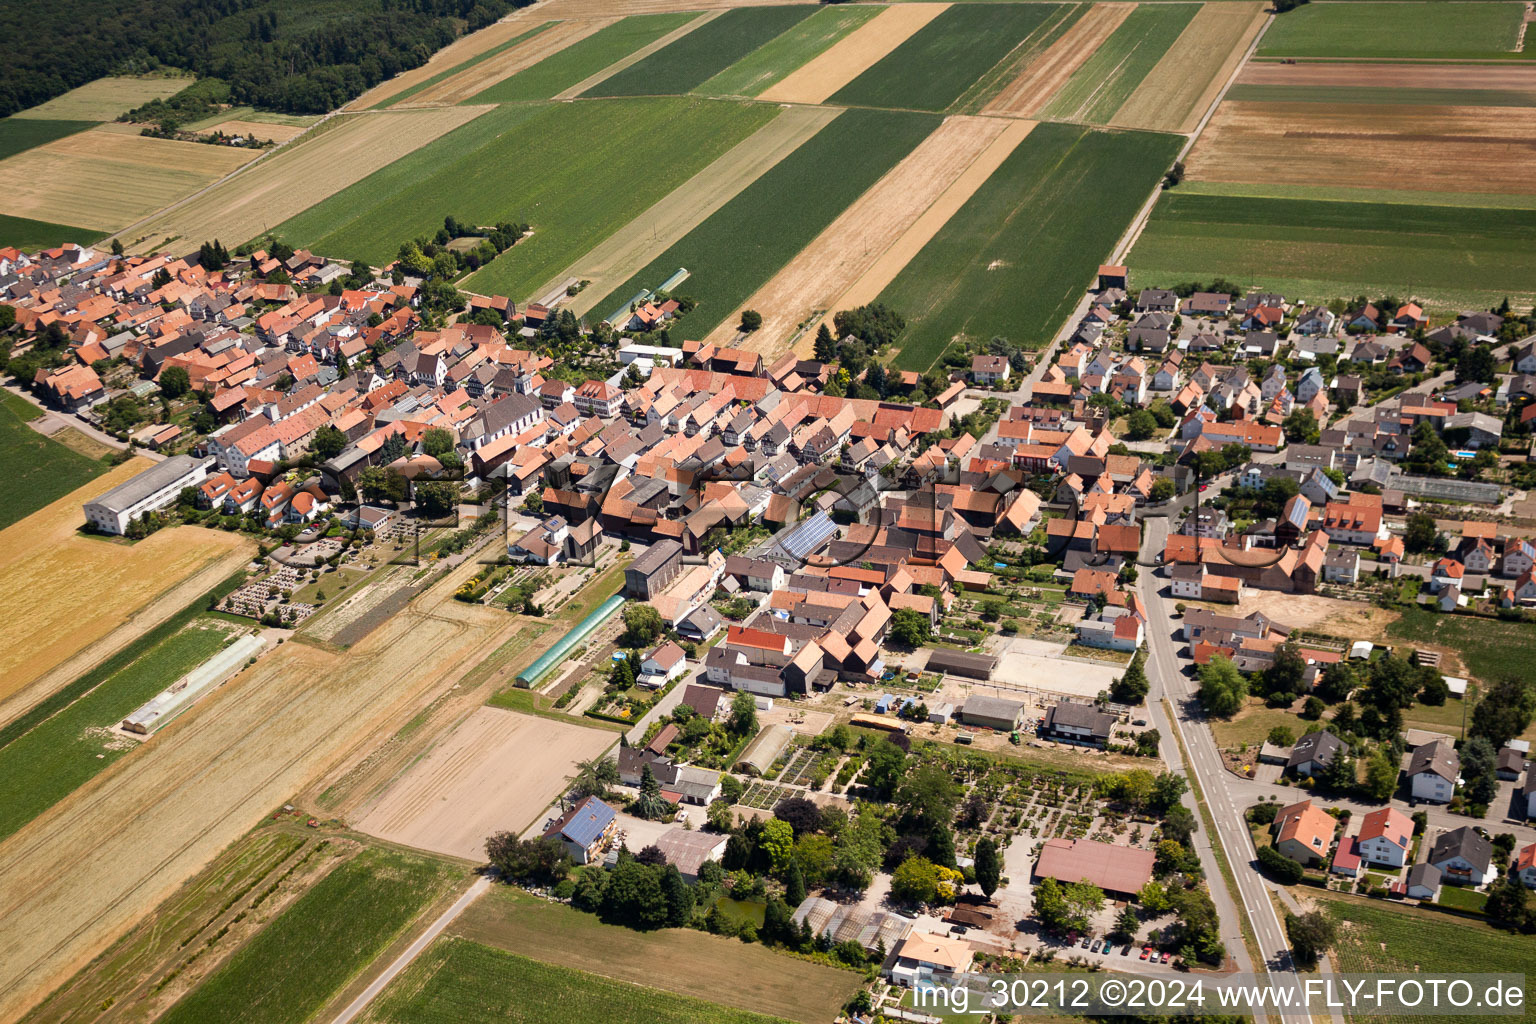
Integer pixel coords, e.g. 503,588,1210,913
121,106,491,254
0,128,259,231
758,3,950,105
351,11,559,109
11,76,187,122
395,20,614,107
1111,2,1269,133
0,458,254,718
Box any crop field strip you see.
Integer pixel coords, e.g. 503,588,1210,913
158,846,462,1024
277,97,777,296
588,106,941,338
0,391,109,530
979,3,1129,117
0,619,242,844
121,107,489,256
466,12,700,104
376,21,562,108
1109,0,1269,133
883,122,1183,371
1126,192,1536,311
352,12,564,109
1173,178,1536,211
0,213,103,251
1183,99,1536,196
1256,1,1532,61
0,118,96,162
550,104,842,317
394,20,618,108
1237,60,1536,91
715,115,1036,355
757,3,950,105
828,3,1059,112
9,75,185,121
583,5,820,97
693,4,882,97
1225,83,1536,107
1036,2,1199,124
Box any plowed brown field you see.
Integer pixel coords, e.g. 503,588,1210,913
712,115,1032,356
1112,1,1268,133
984,3,1136,116
758,3,950,105
0,555,535,1023
1185,100,1536,194
394,19,614,107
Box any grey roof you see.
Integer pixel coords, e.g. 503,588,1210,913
925,648,998,679
1287,730,1347,770
1408,740,1459,782
1429,826,1492,873
1406,862,1441,890
1045,702,1114,739
963,695,1025,723
84,455,210,514
630,538,682,576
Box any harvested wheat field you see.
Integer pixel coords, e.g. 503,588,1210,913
1238,61,1536,91
203,118,308,143
1185,100,1536,195
759,3,950,105
396,19,614,107
0,554,528,1023
716,115,1031,355
354,706,614,861
1112,2,1268,133
0,129,258,232
984,3,1135,117
556,105,840,315
785,116,1037,359
0,459,253,719
121,106,490,254
351,12,556,109
11,76,185,121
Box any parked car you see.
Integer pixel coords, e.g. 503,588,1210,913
1160,951,1172,964
1081,936,1092,949
1140,947,1151,960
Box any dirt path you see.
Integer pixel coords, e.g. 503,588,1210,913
395,19,614,107
706,115,1027,356
545,104,841,315
558,10,721,98
1111,1,1267,133
785,116,1038,360
758,3,950,105
984,3,1136,116
0,555,530,1023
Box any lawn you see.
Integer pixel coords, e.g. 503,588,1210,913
885,122,1182,370
694,4,881,98
158,846,462,1024
587,5,820,97
829,3,1058,112
1386,605,1536,685
0,117,95,161
0,391,110,528
1127,192,1536,310
590,106,939,337
467,12,699,103
1038,3,1200,124
1434,885,1488,914
449,886,860,1024
1208,697,1310,750
277,97,777,299
1317,891,1534,1023
1257,2,1529,60
372,939,804,1024
375,21,559,107
0,618,240,843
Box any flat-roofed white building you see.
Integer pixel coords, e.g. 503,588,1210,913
83,455,213,535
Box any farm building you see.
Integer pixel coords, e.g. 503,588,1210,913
736,724,794,776
624,539,684,599
83,454,214,535
959,695,1024,731
651,828,728,881
924,649,998,681
1033,838,1154,898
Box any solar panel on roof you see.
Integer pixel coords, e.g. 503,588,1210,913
778,510,835,562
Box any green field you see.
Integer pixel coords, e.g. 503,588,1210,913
1127,191,1536,310
1318,892,1535,1024
1257,2,1529,60
694,5,881,97
0,391,110,529
886,123,1183,370
0,618,240,842
0,117,94,161
1386,605,1536,684
590,107,939,336
277,98,777,298
375,21,559,108
830,3,1057,112
159,846,461,1024
1174,178,1536,211
1224,84,1536,108
0,212,104,251
587,6,820,97
372,938,801,1024
1038,3,1199,123
467,13,699,104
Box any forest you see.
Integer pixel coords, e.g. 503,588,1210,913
0,0,533,118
